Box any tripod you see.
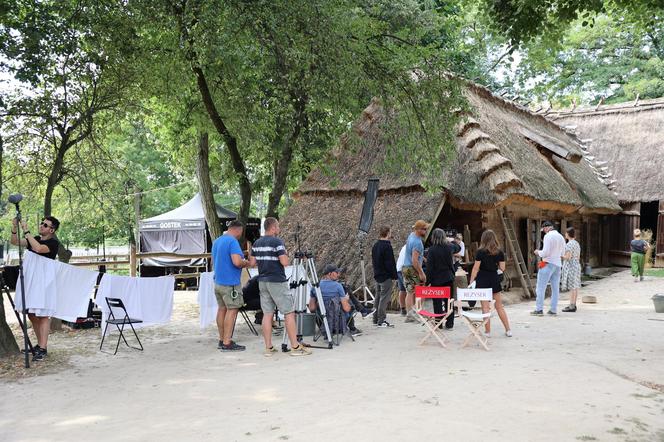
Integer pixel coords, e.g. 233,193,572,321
352,232,374,306
10,202,31,368
281,252,333,351
0,270,34,354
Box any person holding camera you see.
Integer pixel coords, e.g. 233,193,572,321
211,220,253,352
10,216,61,361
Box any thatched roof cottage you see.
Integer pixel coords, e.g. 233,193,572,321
281,82,621,296
549,98,664,266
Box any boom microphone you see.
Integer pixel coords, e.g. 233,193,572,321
8,193,23,204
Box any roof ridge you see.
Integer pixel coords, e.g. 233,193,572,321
549,97,664,116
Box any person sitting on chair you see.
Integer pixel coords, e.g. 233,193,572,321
308,264,365,337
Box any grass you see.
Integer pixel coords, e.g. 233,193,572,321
645,268,664,278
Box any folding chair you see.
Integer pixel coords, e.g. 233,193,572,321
313,297,354,345
238,306,259,336
413,286,452,348
100,297,144,355
456,288,493,351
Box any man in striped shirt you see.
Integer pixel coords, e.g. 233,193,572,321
252,217,311,357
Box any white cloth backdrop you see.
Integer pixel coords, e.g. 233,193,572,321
198,272,217,329
96,274,175,331
15,251,99,321
198,265,308,329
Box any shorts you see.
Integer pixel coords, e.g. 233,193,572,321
258,281,295,314
402,266,420,295
397,271,406,291
214,284,244,309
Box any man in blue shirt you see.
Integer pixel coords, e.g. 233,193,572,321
212,220,252,351
403,219,428,323
308,264,367,336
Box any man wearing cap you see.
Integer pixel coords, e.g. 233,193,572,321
531,221,566,316
403,220,428,323
308,264,368,336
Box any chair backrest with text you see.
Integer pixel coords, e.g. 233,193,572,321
456,288,493,310
415,286,451,302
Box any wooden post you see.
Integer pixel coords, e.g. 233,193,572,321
130,243,137,277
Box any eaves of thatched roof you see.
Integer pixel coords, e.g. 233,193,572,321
548,98,664,203
298,81,620,214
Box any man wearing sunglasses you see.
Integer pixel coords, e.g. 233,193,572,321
11,215,61,361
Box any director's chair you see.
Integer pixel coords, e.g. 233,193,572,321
414,286,452,348
456,288,493,351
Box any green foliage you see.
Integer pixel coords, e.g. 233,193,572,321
507,13,664,105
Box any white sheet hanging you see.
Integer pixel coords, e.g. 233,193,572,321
197,272,217,329
15,251,98,321
96,274,174,331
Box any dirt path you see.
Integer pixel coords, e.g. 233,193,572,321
1,270,663,442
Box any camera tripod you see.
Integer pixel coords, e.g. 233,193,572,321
281,252,333,351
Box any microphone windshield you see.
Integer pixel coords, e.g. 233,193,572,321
8,194,23,204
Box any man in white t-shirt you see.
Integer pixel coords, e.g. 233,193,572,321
531,220,566,316
396,245,407,316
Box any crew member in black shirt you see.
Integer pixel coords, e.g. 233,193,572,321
11,216,61,361
425,228,459,329
371,226,398,327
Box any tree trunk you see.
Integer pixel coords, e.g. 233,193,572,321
43,139,68,216
193,67,252,226
196,132,223,239
266,97,306,218
0,134,19,357
266,141,295,218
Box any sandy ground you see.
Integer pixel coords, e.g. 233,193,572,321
1,269,663,442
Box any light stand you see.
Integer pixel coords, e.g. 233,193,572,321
12,200,31,368
352,231,375,306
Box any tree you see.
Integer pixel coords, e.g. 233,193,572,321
0,0,139,216
135,0,465,223
512,14,664,105
480,0,663,46
0,132,20,357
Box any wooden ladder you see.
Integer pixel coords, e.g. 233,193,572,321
498,207,535,299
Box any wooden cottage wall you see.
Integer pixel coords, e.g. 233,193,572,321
483,204,605,291
607,203,641,267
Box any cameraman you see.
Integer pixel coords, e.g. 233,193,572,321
10,216,61,361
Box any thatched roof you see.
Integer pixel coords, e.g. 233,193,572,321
281,82,621,286
548,98,664,203
298,82,620,213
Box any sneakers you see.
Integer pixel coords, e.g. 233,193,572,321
484,331,491,338
376,321,394,328
32,347,47,361
530,310,544,316
350,328,363,337
404,316,417,323
361,308,376,318
634,276,639,282
562,305,577,313
289,344,312,356
640,276,644,281
220,341,246,352
263,346,278,357
505,330,512,337
217,340,224,349
547,310,557,316
400,308,407,317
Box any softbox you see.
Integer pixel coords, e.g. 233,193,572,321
358,178,379,234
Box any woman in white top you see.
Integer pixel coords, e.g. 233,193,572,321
396,245,407,316
561,227,582,312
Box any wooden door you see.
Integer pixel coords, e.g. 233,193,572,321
657,200,664,267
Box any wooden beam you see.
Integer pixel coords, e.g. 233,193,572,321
520,126,582,162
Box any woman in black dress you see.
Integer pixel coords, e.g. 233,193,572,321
425,228,458,329
469,229,512,337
